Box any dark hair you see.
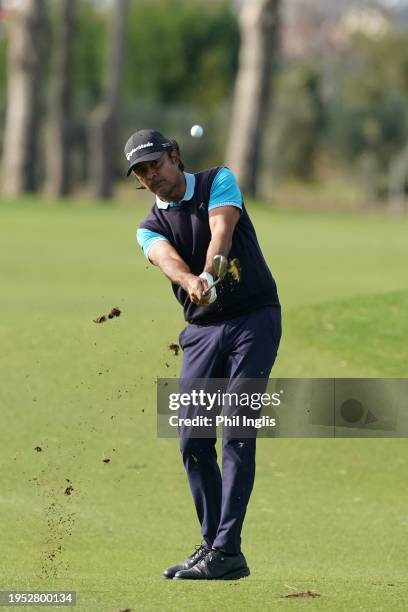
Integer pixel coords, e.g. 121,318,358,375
169,139,185,172
134,140,184,189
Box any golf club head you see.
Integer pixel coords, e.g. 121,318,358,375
213,255,228,280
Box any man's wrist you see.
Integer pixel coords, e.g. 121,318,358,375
179,272,196,292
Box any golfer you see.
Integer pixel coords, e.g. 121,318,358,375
124,129,281,580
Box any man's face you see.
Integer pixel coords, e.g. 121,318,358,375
133,151,181,199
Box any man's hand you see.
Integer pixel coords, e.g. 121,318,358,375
184,275,212,306
147,241,214,305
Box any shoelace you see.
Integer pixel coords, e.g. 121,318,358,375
190,543,208,563
194,549,223,576
198,548,219,565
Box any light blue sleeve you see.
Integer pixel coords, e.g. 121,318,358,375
208,167,243,212
136,228,169,260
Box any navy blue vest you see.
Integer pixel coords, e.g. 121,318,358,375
139,167,280,324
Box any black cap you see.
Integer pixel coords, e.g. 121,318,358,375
124,129,173,176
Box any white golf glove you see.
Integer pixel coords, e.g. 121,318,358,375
199,271,217,304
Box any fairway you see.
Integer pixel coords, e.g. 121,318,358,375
1,199,407,611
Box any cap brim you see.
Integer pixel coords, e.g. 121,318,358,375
126,151,164,176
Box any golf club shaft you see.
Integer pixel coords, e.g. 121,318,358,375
202,277,222,296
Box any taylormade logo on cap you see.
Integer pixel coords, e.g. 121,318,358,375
124,129,173,176
126,141,154,161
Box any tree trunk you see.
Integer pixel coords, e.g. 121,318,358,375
388,146,408,215
45,0,77,197
90,0,129,200
2,0,45,195
225,0,280,197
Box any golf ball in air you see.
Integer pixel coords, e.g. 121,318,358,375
191,125,204,138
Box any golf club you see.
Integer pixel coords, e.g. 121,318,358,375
203,255,228,296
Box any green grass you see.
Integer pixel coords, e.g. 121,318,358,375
0,197,408,611
275,290,408,378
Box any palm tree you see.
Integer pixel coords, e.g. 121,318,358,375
2,0,46,195
90,0,129,199
225,0,281,198
45,0,77,197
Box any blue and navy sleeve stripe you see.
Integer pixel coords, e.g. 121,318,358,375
137,228,169,260
208,167,243,212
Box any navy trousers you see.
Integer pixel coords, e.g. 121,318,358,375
178,306,282,554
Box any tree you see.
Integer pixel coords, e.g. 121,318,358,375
123,0,239,111
272,65,325,181
225,0,280,197
388,145,408,214
2,0,46,195
45,0,77,196
328,32,408,200
90,0,129,199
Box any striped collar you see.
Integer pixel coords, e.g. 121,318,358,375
156,172,195,209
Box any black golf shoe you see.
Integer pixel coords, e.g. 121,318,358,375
173,549,250,580
162,543,210,579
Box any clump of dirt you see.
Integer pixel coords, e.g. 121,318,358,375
34,446,42,452
93,307,121,324
169,343,180,356
31,477,76,580
94,314,107,324
64,484,74,496
227,258,242,282
213,258,242,314
109,307,121,318
281,591,321,599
